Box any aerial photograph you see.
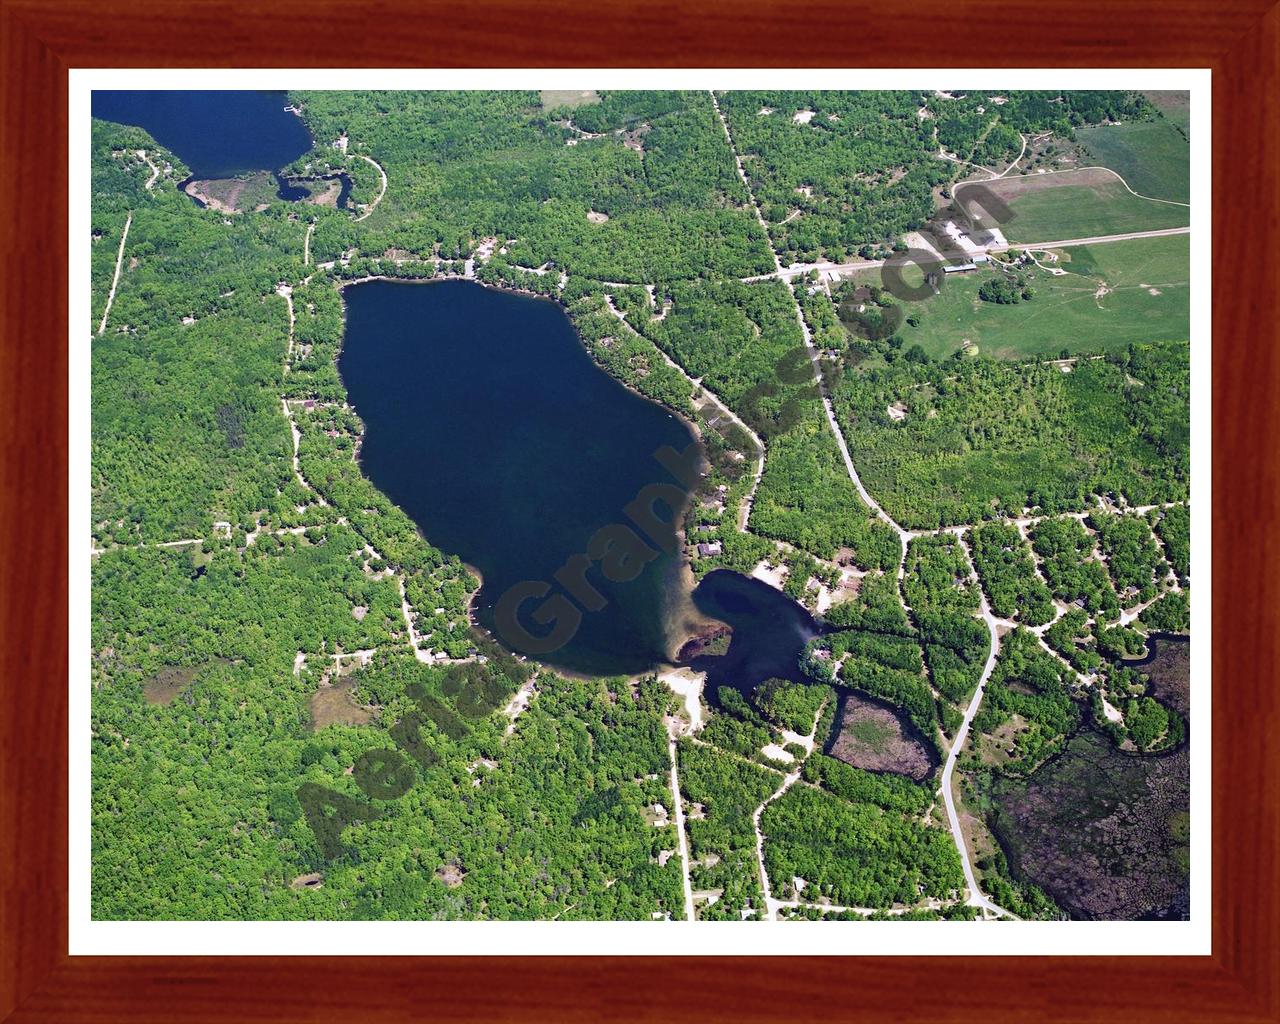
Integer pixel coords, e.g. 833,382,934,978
89,88,1192,923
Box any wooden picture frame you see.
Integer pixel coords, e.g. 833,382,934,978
2,1,1276,1019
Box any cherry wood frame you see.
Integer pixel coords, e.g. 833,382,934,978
2,1,1277,1020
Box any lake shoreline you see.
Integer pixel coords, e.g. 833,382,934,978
332,274,769,678
337,277,710,678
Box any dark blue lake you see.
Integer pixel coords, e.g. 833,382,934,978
91,90,312,178
94,92,823,684
340,279,708,677
687,569,822,700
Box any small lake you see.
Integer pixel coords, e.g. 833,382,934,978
341,279,710,677
685,569,822,703
91,90,312,179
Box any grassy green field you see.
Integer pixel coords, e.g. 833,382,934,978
539,90,600,110
999,180,1189,243
1144,91,1191,137
852,233,1189,361
1076,121,1190,203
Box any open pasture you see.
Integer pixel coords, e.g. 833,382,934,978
957,168,1189,244
853,233,1189,361
539,90,601,110
1076,121,1190,203
1144,90,1192,136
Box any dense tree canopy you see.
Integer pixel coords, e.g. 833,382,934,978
291,90,773,281
90,85,1190,924
832,344,1190,530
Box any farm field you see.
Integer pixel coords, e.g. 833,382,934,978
1076,121,1191,203
1144,90,1191,137
859,233,1190,361
960,170,1189,244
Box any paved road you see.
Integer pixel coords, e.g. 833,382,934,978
1006,225,1190,252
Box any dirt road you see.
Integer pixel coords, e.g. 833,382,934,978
97,212,133,336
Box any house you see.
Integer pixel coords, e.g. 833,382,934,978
697,541,723,557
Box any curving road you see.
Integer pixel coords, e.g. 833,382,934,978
955,163,1191,209
939,578,1019,920
714,91,1016,915
353,153,387,222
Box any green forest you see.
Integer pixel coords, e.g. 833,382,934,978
832,343,1190,530
718,90,1156,263
904,535,990,706
290,90,774,282
90,85,1191,923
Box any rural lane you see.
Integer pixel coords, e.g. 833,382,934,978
744,226,1191,283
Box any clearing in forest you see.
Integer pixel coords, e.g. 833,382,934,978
857,233,1190,361
540,90,601,110
828,693,936,782
309,676,375,730
1076,121,1190,204
956,168,1189,243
